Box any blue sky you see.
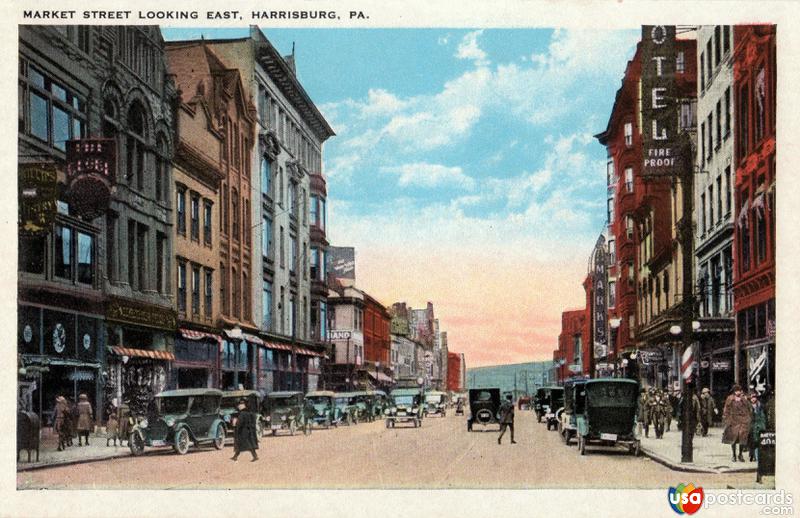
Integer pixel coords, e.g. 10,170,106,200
162,27,641,365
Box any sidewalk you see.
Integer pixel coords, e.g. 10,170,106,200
17,428,134,472
639,426,757,474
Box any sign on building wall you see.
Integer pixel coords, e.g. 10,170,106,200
65,138,116,219
19,164,58,235
592,235,608,359
640,25,680,178
328,246,356,280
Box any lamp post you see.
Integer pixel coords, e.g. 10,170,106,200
610,318,621,377
375,361,381,390
670,319,700,464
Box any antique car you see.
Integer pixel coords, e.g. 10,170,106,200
305,391,338,429
367,390,389,421
333,392,360,425
467,388,501,431
544,387,565,431
348,391,372,422
385,388,424,428
128,388,227,456
558,379,587,445
261,391,312,436
220,390,263,437
574,378,640,456
423,391,448,417
534,387,554,422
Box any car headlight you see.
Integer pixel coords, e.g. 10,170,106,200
223,415,231,422
383,409,390,415
165,418,176,428
281,415,287,421
140,419,148,429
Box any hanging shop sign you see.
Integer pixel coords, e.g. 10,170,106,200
592,234,609,359
19,163,58,235
107,297,177,331
711,360,732,371
640,25,680,178
748,346,768,395
65,138,116,219
638,349,664,365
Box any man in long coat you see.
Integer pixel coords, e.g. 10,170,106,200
722,384,753,462
699,387,718,437
497,394,516,445
231,399,259,462
76,393,94,446
637,388,650,438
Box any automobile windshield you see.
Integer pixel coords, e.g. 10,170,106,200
155,396,189,415
587,383,638,406
334,398,349,406
307,396,331,408
268,397,292,408
220,397,239,410
393,395,415,406
425,395,444,403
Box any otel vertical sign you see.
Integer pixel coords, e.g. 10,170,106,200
641,25,679,178
593,235,608,359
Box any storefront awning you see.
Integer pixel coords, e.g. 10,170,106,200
263,341,292,352
243,333,264,346
108,346,175,361
179,328,223,344
296,347,326,358
367,370,394,383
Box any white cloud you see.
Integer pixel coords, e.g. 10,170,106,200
455,30,490,67
381,162,476,190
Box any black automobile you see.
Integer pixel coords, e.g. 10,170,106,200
544,387,565,431
261,391,312,436
128,389,227,456
467,388,501,431
220,390,264,437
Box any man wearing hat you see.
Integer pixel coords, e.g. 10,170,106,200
76,393,94,446
231,399,259,462
698,387,718,437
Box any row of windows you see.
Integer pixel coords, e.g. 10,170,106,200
219,262,251,323
219,185,251,246
698,248,733,318
737,59,775,163
700,25,732,92
257,85,322,175
700,86,732,167
20,217,95,286
177,262,213,318
699,166,732,236
176,186,213,245
737,176,775,276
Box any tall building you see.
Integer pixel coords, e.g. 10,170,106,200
694,25,736,402
732,25,776,394
19,26,179,419
183,26,334,392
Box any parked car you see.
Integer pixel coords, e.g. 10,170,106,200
385,388,424,428
129,388,227,456
534,387,555,422
333,392,360,425
574,378,640,456
305,391,338,429
467,388,501,431
559,379,587,445
261,391,312,436
367,390,389,421
544,387,565,431
347,391,371,422
220,390,264,437
424,391,448,417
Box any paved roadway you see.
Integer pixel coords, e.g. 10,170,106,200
17,410,757,489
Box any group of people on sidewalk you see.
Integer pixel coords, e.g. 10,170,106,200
53,394,94,451
637,383,773,463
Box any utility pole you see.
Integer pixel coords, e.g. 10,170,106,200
679,132,696,464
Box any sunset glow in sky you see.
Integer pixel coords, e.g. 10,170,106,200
163,27,641,367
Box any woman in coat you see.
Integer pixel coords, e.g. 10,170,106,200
231,399,259,462
76,393,94,446
722,385,753,462
54,396,70,451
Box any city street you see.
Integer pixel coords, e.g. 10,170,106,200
18,410,758,490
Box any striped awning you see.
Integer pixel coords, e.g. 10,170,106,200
243,333,264,346
108,346,175,361
297,347,325,358
179,328,223,344
264,341,292,352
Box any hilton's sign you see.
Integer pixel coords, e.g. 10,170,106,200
640,25,680,178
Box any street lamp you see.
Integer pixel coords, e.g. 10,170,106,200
375,361,381,389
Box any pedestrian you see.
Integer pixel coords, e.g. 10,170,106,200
652,390,670,439
699,387,718,437
497,394,516,445
637,388,650,438
76,393,94,446
231,399,259,462
722,384,753,462
118,403,133,446
748,392,767,462
54,395,70,451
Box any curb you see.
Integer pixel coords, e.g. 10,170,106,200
17,451,135,473
640,446,757,475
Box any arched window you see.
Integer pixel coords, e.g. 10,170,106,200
126,101,147,191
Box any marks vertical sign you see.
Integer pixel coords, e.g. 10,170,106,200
641,25,679,178
593,235,608,359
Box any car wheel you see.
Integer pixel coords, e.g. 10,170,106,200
129,432,144,456
174,428,190,455
213,423,225,450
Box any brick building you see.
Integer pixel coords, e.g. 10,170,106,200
732,25,776,394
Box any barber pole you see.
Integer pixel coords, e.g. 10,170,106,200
681,346,694,382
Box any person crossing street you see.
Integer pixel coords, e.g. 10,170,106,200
497,394,516,445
